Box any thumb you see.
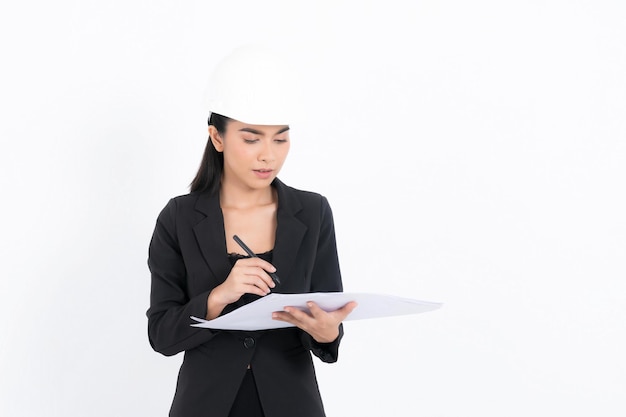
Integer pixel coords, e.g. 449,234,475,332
340,301,358,316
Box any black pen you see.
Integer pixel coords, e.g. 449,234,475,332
232,234,281,286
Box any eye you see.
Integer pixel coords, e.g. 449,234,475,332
243,138,259,144
274,138,288,143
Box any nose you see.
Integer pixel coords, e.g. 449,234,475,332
258,140,275,163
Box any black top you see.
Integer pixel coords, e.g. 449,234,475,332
227,250,273,265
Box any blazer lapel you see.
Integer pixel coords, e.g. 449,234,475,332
191,179,307,290
272,179,307,290
192,192,232,285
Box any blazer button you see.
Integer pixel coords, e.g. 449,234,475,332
243,337,255,349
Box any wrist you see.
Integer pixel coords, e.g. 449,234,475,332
206,287,227,320
314,329,340,344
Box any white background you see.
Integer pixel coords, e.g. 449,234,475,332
1,1,625,416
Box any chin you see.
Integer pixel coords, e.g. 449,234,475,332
245,177,275,190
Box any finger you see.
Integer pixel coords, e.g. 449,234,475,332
245,283,270,297
305,301,325,318
241,275,273,295
250,271,275,293
227,267,272,295
240,265,276,289
271,310,296,323
237,266,274,290
307,301,357,320
280,306,312,326
271,310,308,328
329,301,358,321
237,258,278,276
339,301,358,316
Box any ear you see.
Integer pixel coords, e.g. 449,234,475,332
208,126,224,152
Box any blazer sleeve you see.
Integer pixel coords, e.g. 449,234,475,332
300,196,345,363
146,198,218,356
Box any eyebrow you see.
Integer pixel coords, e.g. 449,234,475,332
238,126,290,135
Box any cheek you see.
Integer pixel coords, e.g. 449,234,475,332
225,144,253,163
279,143,291,159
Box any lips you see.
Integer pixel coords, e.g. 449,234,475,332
253,168,274,179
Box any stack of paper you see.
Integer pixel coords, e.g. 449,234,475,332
191,292,442,331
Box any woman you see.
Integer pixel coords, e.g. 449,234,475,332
147,45,357,417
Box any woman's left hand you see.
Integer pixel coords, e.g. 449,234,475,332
272,301,358,343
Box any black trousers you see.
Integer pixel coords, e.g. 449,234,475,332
228,369,265,417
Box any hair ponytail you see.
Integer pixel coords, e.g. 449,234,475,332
189,113,231,194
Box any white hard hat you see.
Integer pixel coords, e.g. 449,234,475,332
204,44,300,126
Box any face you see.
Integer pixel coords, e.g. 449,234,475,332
209,119,290,191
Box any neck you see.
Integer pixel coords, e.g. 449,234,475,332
219,180,275,209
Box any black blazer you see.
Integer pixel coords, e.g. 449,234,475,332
147,178,345,417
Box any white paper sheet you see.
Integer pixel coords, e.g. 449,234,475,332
190,292,442,331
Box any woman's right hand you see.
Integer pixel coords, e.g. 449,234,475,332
205,257,277,319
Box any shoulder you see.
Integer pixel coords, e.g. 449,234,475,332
281,182,325,202
168,192,203,207
274,179,335,225
274,178,331,210
156,191,212,221
158,192,196,213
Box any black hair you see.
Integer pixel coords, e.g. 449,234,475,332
189,113,232,194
